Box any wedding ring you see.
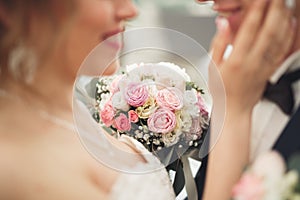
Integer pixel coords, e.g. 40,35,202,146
285,0,295,9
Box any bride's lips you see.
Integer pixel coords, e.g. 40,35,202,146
214,4,243,33
102,28,124,50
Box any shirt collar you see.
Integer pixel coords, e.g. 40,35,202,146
270,50,300,84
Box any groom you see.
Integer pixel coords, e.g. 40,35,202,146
193,0,300,199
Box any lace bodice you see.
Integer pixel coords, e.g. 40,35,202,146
109,135,175,200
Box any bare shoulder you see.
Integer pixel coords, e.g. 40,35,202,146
0,107,121,199
0,139,21,199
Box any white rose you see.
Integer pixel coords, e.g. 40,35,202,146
147,84,158,96
175,110,192,133
99,93,111,110
184,89,198,105
252,151,286,183
153,62,189,91
118,78,130,93
184,105,200,118
157,62,191,82
111,91,130,111
162,132,180,147
127,63,159,82
251,151,286,200
126,63,140,72
181,110,192,132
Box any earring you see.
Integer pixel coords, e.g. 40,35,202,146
8,42,37,84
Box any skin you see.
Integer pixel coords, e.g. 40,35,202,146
0,0,139,199
195,0,298,199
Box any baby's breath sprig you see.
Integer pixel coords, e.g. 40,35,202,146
186,82,204,94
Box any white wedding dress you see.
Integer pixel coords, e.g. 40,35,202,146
73,78,175,200
110,135,175,200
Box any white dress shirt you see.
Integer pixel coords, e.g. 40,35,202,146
250,50,300,161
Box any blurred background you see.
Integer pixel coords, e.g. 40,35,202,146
130,0,217,51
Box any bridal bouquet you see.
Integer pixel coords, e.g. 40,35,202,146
232,151,300,200
94,62,210,154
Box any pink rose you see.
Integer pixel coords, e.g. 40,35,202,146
188,117,203,140
100,102,115,127
197,94,209,117
113,113,131,132
156,88,183,111
128,110,139,123
232,173,265,200
125,83,149,107
148,108,176,134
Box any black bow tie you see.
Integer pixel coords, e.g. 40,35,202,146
263,68,300,115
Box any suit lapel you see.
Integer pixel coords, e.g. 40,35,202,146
273,106,300,161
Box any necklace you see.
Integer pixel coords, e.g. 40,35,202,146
0,88,76,132
38,110,75,132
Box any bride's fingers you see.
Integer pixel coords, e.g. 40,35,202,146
210,17,231,67
232,0,268,56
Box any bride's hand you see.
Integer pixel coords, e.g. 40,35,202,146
210,0,295,114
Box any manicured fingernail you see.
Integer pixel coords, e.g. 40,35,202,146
215,17,229,33
285,0,295,9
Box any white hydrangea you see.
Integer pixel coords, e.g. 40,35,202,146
99,93,111,110
183,89,198,105
111,91,129,111
126,62,191,92
157,62,191,82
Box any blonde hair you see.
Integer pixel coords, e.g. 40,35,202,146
0,0,75,82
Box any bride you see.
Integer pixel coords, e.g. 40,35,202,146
0,0,175,199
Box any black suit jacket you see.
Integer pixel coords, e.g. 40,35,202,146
272,106,300,161
194,106,300,200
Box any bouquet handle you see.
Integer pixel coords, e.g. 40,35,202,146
167,156,198,200
182,155,198,200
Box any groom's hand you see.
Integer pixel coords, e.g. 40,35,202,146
210,0,295,114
